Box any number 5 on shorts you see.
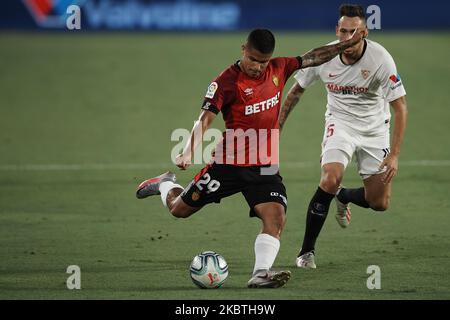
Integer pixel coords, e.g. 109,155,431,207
326,124,335,138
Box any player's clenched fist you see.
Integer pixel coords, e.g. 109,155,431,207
176,154,191,170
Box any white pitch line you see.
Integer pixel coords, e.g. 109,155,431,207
1,160,450,171
284,160,450,168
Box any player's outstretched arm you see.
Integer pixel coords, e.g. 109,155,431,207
279,82,305,132
379,96,408,184
300,29,363,68
176,110,216,170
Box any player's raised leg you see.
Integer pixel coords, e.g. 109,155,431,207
334,172,391,221
335,185,370,228
336,146,393,212
247,202,291,288
136,171,200,218
362,173,391,211
336,186,370,210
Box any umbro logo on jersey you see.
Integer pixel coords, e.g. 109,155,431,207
244,88,253,96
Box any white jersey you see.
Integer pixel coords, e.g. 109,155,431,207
295,39,406,134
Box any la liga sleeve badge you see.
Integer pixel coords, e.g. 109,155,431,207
205,82,218,98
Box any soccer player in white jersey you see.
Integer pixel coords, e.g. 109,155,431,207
278,4,408,268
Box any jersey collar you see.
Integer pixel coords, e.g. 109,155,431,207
339,39,367,66
235,60,266,80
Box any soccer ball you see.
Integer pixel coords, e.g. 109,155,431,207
189,251,228,289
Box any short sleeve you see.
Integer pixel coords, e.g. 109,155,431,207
378,52,406,102
294,65,320,89
201,70,235,114
201,81,222,114
282,57,302,80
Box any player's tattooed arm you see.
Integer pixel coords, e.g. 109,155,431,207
279,82,305,131
300,29,363,68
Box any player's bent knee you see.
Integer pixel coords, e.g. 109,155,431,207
169,203,195,218
369,198,390,212
169,206,186,218
372,203,389,212
320,172,342,193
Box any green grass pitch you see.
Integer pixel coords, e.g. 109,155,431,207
0,32,450,299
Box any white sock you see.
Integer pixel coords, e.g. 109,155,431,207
159,181,183,207
253,233,280,275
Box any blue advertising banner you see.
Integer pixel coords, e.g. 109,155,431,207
2,0,450,31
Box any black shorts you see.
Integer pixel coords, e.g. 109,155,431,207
180,163,287,217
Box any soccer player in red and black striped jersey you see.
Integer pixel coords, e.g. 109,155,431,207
136,29,362,288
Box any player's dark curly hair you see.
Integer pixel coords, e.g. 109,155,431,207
247,29,275,54
339,4,366,21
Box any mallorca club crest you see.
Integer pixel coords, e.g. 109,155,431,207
22,0,85,28
191,190,201,202
272,75,279,87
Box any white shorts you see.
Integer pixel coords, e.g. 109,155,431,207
320,117,390,179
